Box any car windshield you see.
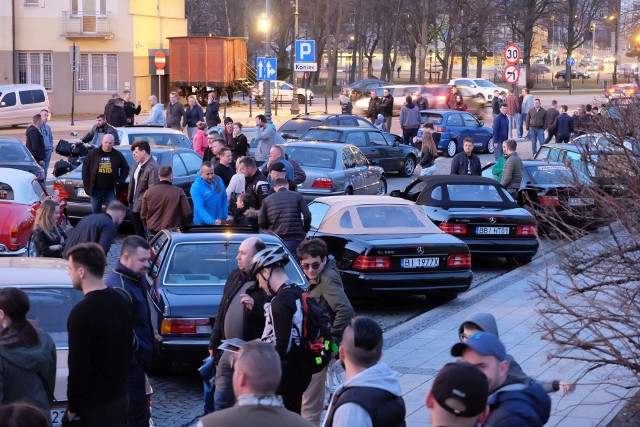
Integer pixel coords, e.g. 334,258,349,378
526,165,590,185
127,133,191,149
286,147,336,169
0,142,33,162
300,129,342,142
23,287,84,349
278,119,319,133
446,184,507,203
420,113,444,125
473,80,497,88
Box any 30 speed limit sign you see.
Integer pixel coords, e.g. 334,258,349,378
504,44,521,64
504,65,520,84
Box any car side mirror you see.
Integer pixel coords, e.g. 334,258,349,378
389,189,402,198
470,84,476,88
70,131,78,137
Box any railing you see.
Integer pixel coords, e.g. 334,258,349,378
61,11,113,39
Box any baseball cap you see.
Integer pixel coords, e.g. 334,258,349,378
450,332,507,361
431,362,489,418
269,162,286,173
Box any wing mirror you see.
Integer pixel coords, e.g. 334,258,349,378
389,189,402,198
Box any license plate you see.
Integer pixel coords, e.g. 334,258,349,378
569,197,594,206
476,226,510,235
51,408,66,426
401,257,439,268
76,188,88,197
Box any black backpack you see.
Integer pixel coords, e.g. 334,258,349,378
298,292,333,374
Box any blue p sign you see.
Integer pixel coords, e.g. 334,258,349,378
296,40,315,62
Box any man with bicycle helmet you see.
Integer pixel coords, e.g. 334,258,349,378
250,246,312,414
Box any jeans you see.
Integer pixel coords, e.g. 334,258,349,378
420,164,437,176
90,187,116,214
518,113,527,138
384,116,392,133
402,128,418,145
530,128,545,155
125,361,150,427
214,351,235,411
131,211,148,240
494,140,503,160
44,150,52,181
507,113,520,139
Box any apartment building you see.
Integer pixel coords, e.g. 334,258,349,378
0,0,187,116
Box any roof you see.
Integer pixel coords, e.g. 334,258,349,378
0,258,71,286
0,167,41,204
284,141,352,151
116,126,184,134
165,226,285,244
0,137,22,144
417,175,501,186
313,195,416,210
307,126,375,132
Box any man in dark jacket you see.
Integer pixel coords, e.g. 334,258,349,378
129,140,160,238
109,98,128,128
103,92,120,124
166,92,186,131
141,165,191,235
64,201,126,258
544,100,559,144
240,157,270,209
25,114,45,166
491,90,502,117
82,134,129,214
500,139,523,198
553,105,574,144
208,237,269,411
452,333,551,427
526,98,547,155
259,178,311,255
205,92,221,128
450,138,481,176
492,104,510,160
380,88,394,132
105,236,153,427
81,114,121,146
123,90,142,125
366,90,381,123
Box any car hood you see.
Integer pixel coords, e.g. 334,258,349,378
161,285,224,318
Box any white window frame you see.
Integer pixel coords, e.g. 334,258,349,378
17,52,53,91
71,0,107,15
77,53,118,92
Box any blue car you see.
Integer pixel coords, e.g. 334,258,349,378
417,110,494,157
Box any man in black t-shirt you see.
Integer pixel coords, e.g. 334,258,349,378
214,147,235,187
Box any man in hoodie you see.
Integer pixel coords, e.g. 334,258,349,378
323,316,405,427
138,95,166,126
451,332,551,427
457,312,576,395
298,238,355,425
105,235,153,427
190,161,228,225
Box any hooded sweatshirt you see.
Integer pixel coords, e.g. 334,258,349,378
190,174,228,225
486,378,551,427
139,103,166,126
0,329,56,421
322,362,406,427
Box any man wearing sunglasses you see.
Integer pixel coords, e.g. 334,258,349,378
297,239,355,426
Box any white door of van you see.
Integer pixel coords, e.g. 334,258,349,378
0,92,20,127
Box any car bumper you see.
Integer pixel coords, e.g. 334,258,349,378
0,245,27,256
462,238,539,257
155,335,210,362
298,189,347,202
340,270,473,296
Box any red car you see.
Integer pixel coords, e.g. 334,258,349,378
0,168,67,257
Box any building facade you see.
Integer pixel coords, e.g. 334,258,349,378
0,0,187,116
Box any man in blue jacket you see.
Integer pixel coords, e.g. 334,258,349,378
191,161,228,225
492,103,510,160
105,235,153,427
553,105,574,144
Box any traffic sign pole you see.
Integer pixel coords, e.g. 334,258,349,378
290,0,300,115
154,51,166,104
264,0,272,123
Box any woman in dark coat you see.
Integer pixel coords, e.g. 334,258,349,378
33,199,66,258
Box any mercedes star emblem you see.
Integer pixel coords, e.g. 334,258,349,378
417,247,425,254
489,217,497,224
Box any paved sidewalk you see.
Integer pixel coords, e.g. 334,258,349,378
380,229,634,427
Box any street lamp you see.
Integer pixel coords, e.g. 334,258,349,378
260,2,272,122
428,49,433,83
290,0,300,115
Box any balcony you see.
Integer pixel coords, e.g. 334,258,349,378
61,11,113,39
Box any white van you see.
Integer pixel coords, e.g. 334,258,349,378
0,84,50,127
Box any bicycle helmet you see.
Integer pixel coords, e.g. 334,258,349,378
249,246,290,278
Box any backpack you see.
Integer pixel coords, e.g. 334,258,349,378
298,292,333,374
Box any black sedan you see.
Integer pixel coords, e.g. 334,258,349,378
554,69,590,80
482,160,600,230
53,145,203,224
146,226,307,363
278,113,376,141
298,126,420,176
390,175,539,264
0,137,45,182
344,78,390,100
307,196,472,301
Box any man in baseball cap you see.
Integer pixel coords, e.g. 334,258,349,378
451,333,551,427
426,362,489,426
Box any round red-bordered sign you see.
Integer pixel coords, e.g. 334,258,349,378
154,51,166,70
503,44,521,65
504,65,520,84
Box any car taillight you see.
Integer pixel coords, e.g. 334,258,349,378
9,225,18,246
608,88,615,94
352,255,391,270
516,225,537,236
439,223,467,235
539,196,560,207
629,88,637,94
447,254,471,268
117,188,129,204
53,183,69,199
312,178,333,189
161,318,211,334
436,95,446,103
435,126,446,132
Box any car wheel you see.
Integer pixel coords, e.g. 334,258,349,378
427,291,459,303
400,156,416,177
446,140,457,157
485,139,495,154
298,94,306,104
345,187,353,196
26,235,37,257
376,177,387,195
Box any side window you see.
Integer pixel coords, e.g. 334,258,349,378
179,152,203,175
19,90,44,105
149,234,169,281
352,148,368,167
535,147,550,160
0,92,16,107
308,202,330,230
172,154,188,178
547,148,563,162
324,118,339,126
355,117,374,128
338,117,358,126
446,114,463,126
345,132,365,147
431,186,443,200
342,147,356,169
566,151,587,175
462,114,479,127
31,180,46,201
368,132,388,146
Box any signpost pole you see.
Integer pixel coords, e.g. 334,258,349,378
290,0,300,115
71,43,76,126
265,0,272,123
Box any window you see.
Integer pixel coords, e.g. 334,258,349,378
342,147,356,169
446,114,463,126
19,89,46,105
345,132,365,147
149,234,169,281
368,132,388,146
308,202,330,230
352,148,368,167
31,180,46,201
462,114,479,127
25,0,39,6
77,53,118,92
0,92,16,108
71,0,106,14
547,148,563,162
17,52,52,90
172,155,188,178
179,152,203,175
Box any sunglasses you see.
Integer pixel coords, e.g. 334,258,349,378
300,261,322,271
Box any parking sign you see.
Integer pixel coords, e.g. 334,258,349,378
296,40,316,62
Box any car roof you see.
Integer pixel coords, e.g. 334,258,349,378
418,175,502,186
0,137,22,144
116,126,183,134
115,145,188,153
0,258,71,286
284,141,353,151
163,225,286,244
307,126,376,132
521,160,570,167
313,195,416,210
0,167,38,182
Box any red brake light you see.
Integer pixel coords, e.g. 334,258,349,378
447,254,471,268
161,318,211,334
516,225,537,236
435,126,446,132
352,255,391,270
117,188,129,204
9,225,18,246
436,95,446,102
439,223,467,235
539,196,560,207
608,88,615,94
53,183,69,199
312,178,333,189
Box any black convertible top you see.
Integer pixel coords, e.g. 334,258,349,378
414,175,519,208
417,175,502,186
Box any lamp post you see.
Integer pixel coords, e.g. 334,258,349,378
290,0,300,115
611,0,620,85
428,49,433,83
263,2,272,123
